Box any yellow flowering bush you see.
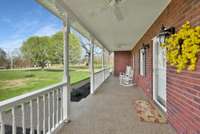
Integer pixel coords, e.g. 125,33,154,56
161,21,200,73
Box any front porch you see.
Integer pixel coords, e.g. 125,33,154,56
1,0,199,133
59,76,175,134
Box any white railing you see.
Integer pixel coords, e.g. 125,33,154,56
0,82,67,134
104,67,111,79
94,67,111,92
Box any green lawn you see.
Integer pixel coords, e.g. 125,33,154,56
0,69,89,101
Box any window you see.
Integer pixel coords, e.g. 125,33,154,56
139,48,146,76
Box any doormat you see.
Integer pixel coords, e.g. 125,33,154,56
134,100,167,123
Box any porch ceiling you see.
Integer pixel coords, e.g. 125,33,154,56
37,0,170,51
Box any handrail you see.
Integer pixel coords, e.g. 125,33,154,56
93,67,111,92
0,81,67,110
94,67,111,75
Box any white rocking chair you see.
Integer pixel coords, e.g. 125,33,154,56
119,66,135,87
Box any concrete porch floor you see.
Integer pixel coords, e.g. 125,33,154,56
59,76,176,134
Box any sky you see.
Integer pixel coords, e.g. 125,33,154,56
0,0,62,51
0,0,102,55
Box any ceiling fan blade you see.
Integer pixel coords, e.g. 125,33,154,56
113,5,124,21
118,0,127,4
90,6,109,17
109,0,116,7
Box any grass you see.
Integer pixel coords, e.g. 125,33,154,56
0,69,89,101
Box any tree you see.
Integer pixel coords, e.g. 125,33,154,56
21,36,50,68
0,48,8,68
48,32,64,64
49,32,82,65
69,33,81,64
11,48,28,68
80,40,91,66
21,31,82,68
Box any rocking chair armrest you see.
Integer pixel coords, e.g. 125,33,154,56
122,76,133,81
119,72,125,75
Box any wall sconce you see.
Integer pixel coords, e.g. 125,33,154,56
158,24,175,44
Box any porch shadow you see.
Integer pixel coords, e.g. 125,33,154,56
59,76,176,134
71,82,90,102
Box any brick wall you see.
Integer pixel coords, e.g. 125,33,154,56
132,44,153,98
114,51,132,76
132,0,200,133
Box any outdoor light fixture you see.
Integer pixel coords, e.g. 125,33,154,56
142,43,150,50
141,43,150,59
158,24,175,44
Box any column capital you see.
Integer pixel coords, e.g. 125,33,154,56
89,35,95,42
63,22,70,33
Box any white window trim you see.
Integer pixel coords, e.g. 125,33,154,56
139,48,145,76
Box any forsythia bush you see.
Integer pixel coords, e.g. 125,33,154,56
161,21,200,73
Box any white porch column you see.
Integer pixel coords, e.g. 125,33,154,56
63,16,70,122
102,48,105,80
90,38,95,94
0,112,4,134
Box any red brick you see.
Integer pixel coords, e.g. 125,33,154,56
114,51,132,76
131,0,200,133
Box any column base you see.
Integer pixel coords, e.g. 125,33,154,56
64,119,71,124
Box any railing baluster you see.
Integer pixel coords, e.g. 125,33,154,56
37,97,40,134
52,90,55,128
56,89,59,125
60,88,63,121
11,107,16,134
21,103,26,134
43,95,46,134
0,111,5,134
0,82,67,134
48,93,51,133
30,100,33,134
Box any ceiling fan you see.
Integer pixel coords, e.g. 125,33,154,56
91,0,126,21
107,0,126,21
